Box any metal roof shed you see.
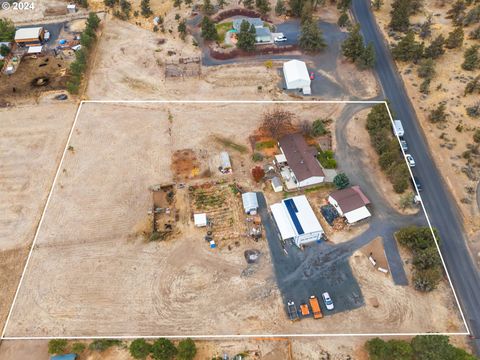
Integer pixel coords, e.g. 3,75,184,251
194,213,207,227
271,177,283,192
219,151,232,172
283,60,311,94
14,27,44,43
242,192,259,214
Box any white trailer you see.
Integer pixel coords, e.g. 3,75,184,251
393,120,404,137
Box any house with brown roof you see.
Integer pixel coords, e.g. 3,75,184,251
328,186,371,224
277,133,325,189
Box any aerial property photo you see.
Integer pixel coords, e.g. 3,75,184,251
2,0,480,356
1,102,466,340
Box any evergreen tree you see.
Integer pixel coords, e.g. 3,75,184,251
300,0,313,23
429,103,447,122
419,14,432,39
86,12,101,30
371,0,383,10
275,0,286,15
358,42,376,69
288,0,303,17
0,18,16,42
445,26,464,49
409,0,423,14
200,16,218,40
141,0,153,17
299,19,326,52
202,0,215,14
217,0,227,8
336,0,351,11
424,34,445,59
417,58,435,79
178,19,187,40
392,30,423,62
446,0,466,26
462,45,480,71
337,11,350,28
341,24,364,62
243,0,254,9
470,26,480,40
237,21,256,51
389,0,411,32
256,0,271,15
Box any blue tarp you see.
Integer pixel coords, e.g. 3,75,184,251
51,354,77,360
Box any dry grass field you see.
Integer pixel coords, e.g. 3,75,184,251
0,103,77,329
2,102,465,338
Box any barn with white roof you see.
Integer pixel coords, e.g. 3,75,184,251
270,195,324,247
283,60,311,95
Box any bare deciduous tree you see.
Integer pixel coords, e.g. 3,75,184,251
260,108,296,140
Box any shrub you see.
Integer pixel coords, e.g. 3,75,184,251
466,102,480,118
474,130,480,143
413,267,442,291
130,339,152,360
252,152,264,162
311,119,328,136
72,342,86,354
251,166,265,182
89,339,122,352
177,338,197,360
48,339,68,354
317,149,337,169
429,103,447,123
333,173,349,189
413,246,441,270
151,338,177,360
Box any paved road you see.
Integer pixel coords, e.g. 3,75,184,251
352,0,480,349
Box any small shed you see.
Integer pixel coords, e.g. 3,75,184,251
194,213,207,227
219,151,232,173
271,177,283,193
51,355,77,360
242,192,259,215
283,60,311,95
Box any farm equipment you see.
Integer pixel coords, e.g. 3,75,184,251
309,296,323,319
287,300,299,321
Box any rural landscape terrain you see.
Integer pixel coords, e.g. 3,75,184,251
1,0,480,358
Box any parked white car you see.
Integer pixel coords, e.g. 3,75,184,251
322,292,334,310
405,154,416,167
274,35,288,42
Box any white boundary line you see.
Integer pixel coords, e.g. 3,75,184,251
0,100,470,340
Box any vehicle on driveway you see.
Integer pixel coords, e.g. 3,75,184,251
400,139,408,151
322,292,334,310
412,176,422,191
309,295,323,319
287,300,299,321
300,303,310,316
274,35,287,42
405,154,415,167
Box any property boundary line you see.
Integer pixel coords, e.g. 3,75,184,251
0,100,470,340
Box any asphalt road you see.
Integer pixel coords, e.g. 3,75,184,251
352,0,480,350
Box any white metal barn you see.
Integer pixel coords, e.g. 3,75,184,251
283,60,311,95
270,195,324,247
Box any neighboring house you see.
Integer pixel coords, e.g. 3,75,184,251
278,133,324,189
242,192,259,214
51,354,77,360
232,17,272,44
14,27,45,46
27,45,43,55
283,60,311,95
271,195,324,247
328,186,371,224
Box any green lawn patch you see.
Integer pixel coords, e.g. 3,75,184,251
255,140,276,150
317,149,337,169
215,21,233,43
213,136,248,153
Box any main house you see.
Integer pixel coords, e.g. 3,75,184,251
277,133,325,189
270,195,324,247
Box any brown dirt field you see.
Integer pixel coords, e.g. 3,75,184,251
0,56,70,103
372,1,480,253
346,108,420,215
2,102,464,338
0,102,76,337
